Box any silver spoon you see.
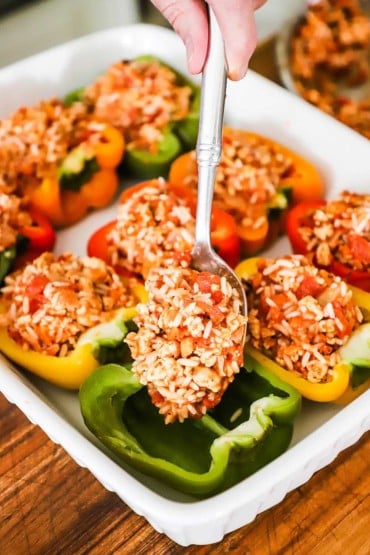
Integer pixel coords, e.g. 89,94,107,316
191,7,248,338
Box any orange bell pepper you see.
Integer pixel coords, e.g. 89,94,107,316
28,123,124,228
93,125,125,169
169,127,325,256
170,128,324,203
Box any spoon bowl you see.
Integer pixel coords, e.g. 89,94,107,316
192,243,248,334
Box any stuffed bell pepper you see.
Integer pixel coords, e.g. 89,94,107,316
286,190,370,292
87,178,241,278
169,127,325,256
0,252,146,388
0,191,56,284
0,98,125,228
66,56,200,178
79,265,301,496
236,254,370,403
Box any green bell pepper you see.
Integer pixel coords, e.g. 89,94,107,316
123,55,200,179
63,86,85,107
123,126,183,180
0,234,30,285
0,245,18,285
79,351,301,497
63,55,200,179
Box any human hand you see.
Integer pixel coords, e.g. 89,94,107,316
150,0,267,80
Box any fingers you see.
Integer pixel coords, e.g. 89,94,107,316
150,0,209,74
150,0,264,80
253,0,268,8
209,0,258,80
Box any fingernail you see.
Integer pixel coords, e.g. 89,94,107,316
231,67,248,81
227,59,248,81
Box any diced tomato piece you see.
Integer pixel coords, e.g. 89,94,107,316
194,272,220,293
25,275,49,297
196,300,225,325
347,233,370,265
211,290,224,303
25,274,49,313
151,391,164,405
296,276,325,299
332,301,353,338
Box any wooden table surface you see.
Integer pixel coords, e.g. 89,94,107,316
1,39,370,555
1,392,369,555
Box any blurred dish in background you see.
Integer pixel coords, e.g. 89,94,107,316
276,0,370,140
0,0,140,68
254,0,306,43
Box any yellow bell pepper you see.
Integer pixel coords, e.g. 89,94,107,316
0,283,147,390
0,331,99,390
235,257,370,403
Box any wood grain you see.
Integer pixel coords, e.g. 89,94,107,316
1,392,369,555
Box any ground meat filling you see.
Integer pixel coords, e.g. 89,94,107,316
125,267,247,424
83,59,192,152
0,99,102,191
299,191,370,271
0,193,32,252
107,179,195,277
0,252,136,356
244,255,363,383
182,129,294,230
290,0,370,139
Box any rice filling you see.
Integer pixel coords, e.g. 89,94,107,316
125,267,247,424
0,252,136,356
243,255,363,383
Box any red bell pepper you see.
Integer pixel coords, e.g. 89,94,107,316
286,199,370,292
210,208,240,268
13,208,57,273
286,200,326,254
0,207,56,283
87,221,134,279
19,207,57,255
87,180,240,274
169,182,241,267
330,260,370,293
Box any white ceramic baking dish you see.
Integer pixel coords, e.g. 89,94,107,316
0,23,369,547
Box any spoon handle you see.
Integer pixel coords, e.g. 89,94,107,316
195,7,227,249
